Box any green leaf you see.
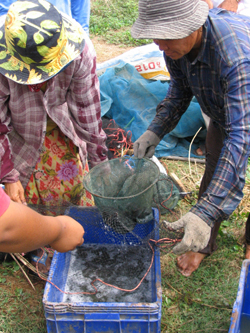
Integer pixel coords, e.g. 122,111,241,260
39,0,51,11
12,1,37,13
25,11,44,19
61,152,75,161
41,151,50,164
67,32,83,43
221,220,230,227
16,29,27,48
70,183,84,198
0,51,7,60
33,31,44,44
0,62,20,71
36,65,50,73
40,189,50,196
20,55,36,64
37,45,49,57
40,20,60,30
44,168,57,176
17,40,26,48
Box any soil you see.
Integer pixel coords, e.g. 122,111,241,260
91,36,134,64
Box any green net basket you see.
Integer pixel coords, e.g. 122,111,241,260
83,156,160,233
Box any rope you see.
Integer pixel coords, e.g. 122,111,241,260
103,119,133,158
31,235,180,296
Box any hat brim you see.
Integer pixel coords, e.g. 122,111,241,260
131,1,209,40
0,12,85,84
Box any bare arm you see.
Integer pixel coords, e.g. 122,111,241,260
202,0,239,12
0,200,84,253
218,0,239,12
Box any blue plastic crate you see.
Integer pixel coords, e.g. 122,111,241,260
43,207,162,333
229,259,250,333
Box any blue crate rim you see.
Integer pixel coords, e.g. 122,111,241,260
42,207,162,332
228,259,250,333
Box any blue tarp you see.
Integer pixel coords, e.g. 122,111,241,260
99,61,206,158
0,1,206,158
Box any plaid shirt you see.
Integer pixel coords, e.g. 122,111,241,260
0,36,107,189
148,9,250,227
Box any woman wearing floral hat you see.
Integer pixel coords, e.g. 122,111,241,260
0,0,108,273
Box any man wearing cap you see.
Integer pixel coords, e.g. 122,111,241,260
132,0,250,276
0,0,107,272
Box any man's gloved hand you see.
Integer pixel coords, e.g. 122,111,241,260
133,130,161,159
163,212,211,255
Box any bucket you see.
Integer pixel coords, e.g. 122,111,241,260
83,156,160,233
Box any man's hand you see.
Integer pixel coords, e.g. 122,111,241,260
163,212,211,255
50,216,84,252
218,0,238,12
4,181,27,205
133,130,161,159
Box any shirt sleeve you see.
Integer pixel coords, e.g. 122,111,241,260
0,77,20,183
0,186,10,217
191,60,250,226
66,37,108,167
148,57,194,138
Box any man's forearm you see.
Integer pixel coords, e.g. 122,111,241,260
218,0,239,12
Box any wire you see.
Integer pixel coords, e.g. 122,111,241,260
33,235,180,296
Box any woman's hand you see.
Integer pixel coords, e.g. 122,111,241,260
4,181,27,205
49,216,84,252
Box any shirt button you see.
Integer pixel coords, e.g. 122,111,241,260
197,94,199,97
192,73,195,76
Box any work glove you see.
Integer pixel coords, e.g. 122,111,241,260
163,212,211,255
133,130,161,159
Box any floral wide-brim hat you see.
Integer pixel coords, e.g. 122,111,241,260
0,0,86,84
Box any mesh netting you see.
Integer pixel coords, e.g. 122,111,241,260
83,156,160,233
153,173,180,214
26,156,183,303
28,203,183,304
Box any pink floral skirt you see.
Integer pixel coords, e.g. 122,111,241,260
25,123,94,207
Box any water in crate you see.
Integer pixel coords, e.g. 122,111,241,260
62,243,154,303
240,315,250,333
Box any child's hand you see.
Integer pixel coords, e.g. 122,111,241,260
50,216,84,252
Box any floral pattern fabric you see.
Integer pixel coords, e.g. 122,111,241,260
25,121,94,207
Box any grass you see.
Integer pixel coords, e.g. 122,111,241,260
0,260,46,332
159,159,247,332
1,159,247,332
0,0,249,332
89,0,152,46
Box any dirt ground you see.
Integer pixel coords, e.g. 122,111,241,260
91,36,134,64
